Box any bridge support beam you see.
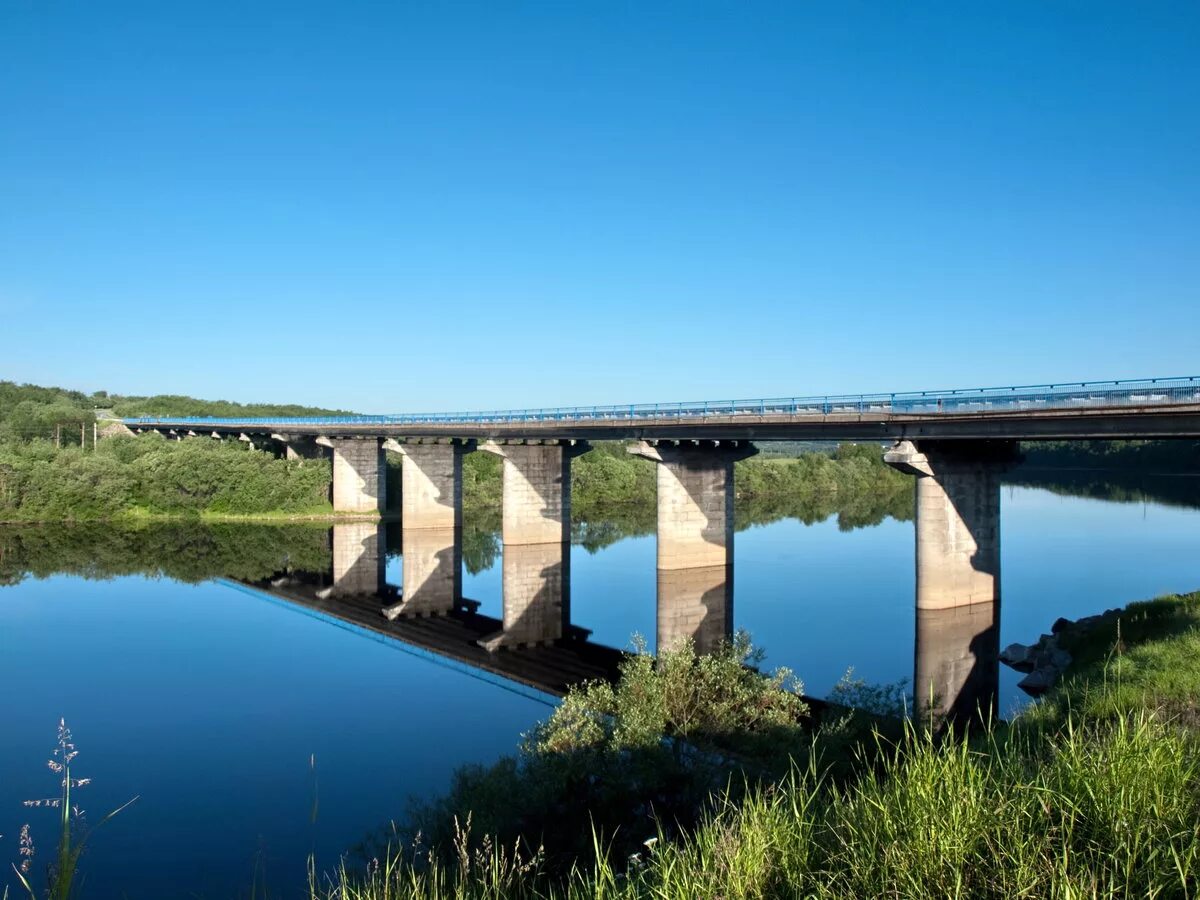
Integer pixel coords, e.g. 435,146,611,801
326,521,384,597
914,603,1000,724
884,439,1017,611
628,441,757,571
320,437,384,514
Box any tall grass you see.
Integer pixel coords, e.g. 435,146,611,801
312,590,1200,900
312,710,1200,900
8,720,137,900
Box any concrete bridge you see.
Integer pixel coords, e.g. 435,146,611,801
126,376,1200,719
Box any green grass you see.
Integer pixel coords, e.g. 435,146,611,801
1025,590,1200,729
310,591,1200,900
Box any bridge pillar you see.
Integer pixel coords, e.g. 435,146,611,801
475,441,587,651
392,440,475,530
914,603,1000,724
657,564,732,654
481,441,588,545
327,521,384,596
885,440,1017,610
273,433,327,461
320,436,384,514
628,441,757,571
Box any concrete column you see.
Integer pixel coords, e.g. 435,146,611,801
384,527,462,619
321,437,384,514
479,541,570,651
327,521,384,597
884,440,1017,611
480,441,588,545
391,440,474,531
628,441,757,571
657,564,733,654
273,433,328,461
914,603,1000,724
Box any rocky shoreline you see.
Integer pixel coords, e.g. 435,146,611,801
1001,608,1125,696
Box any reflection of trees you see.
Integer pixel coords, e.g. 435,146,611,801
0,523,332,585
462,506,501,574
1005,466,1200,511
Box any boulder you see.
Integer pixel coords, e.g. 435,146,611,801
1051,616,1075,635
1018,668,1057,697
1000,643,1036,672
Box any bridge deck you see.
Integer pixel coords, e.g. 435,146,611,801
124,377,1200,441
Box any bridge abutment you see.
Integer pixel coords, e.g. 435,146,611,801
321,437,385,514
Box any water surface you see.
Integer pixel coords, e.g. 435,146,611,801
2,476,1199,898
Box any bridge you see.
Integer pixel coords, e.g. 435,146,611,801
124,375,1200,719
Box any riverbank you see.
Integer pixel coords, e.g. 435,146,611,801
312,590,1200,900
0,435,913,525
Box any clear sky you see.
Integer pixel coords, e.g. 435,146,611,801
1,2,1197,413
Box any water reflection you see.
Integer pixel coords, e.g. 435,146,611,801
0,516,1005,717
915,603,1000,722
657,564,733,654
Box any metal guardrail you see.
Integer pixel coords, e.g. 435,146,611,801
124,375,1200,427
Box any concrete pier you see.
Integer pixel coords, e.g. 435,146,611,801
273,433,327,461
628,441,756,571
657,564,732,654
884,440,1017,611
323,437,384,514
392,440,474,531
326,521,384,597
480,541,569,651
481,441,588,545
914,602,1000,723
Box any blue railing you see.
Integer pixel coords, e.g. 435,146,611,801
123,375,1200,427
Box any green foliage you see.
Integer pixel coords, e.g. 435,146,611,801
536,634,807,756
0,436,332,521
397,637,812,876
320,592,1200,900
1023,590,1200,729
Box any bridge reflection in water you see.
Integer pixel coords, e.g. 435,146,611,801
235,521,999,717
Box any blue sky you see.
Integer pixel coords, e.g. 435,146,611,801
1,2,1197,413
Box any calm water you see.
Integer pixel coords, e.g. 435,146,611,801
3,480,1200,898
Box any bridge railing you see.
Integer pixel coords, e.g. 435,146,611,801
123,375,1200,427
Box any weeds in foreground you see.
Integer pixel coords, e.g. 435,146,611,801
311,710,1200,900
7,719,137,900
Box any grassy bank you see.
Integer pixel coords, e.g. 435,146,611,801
312,591,1200,900
0,435,913,528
